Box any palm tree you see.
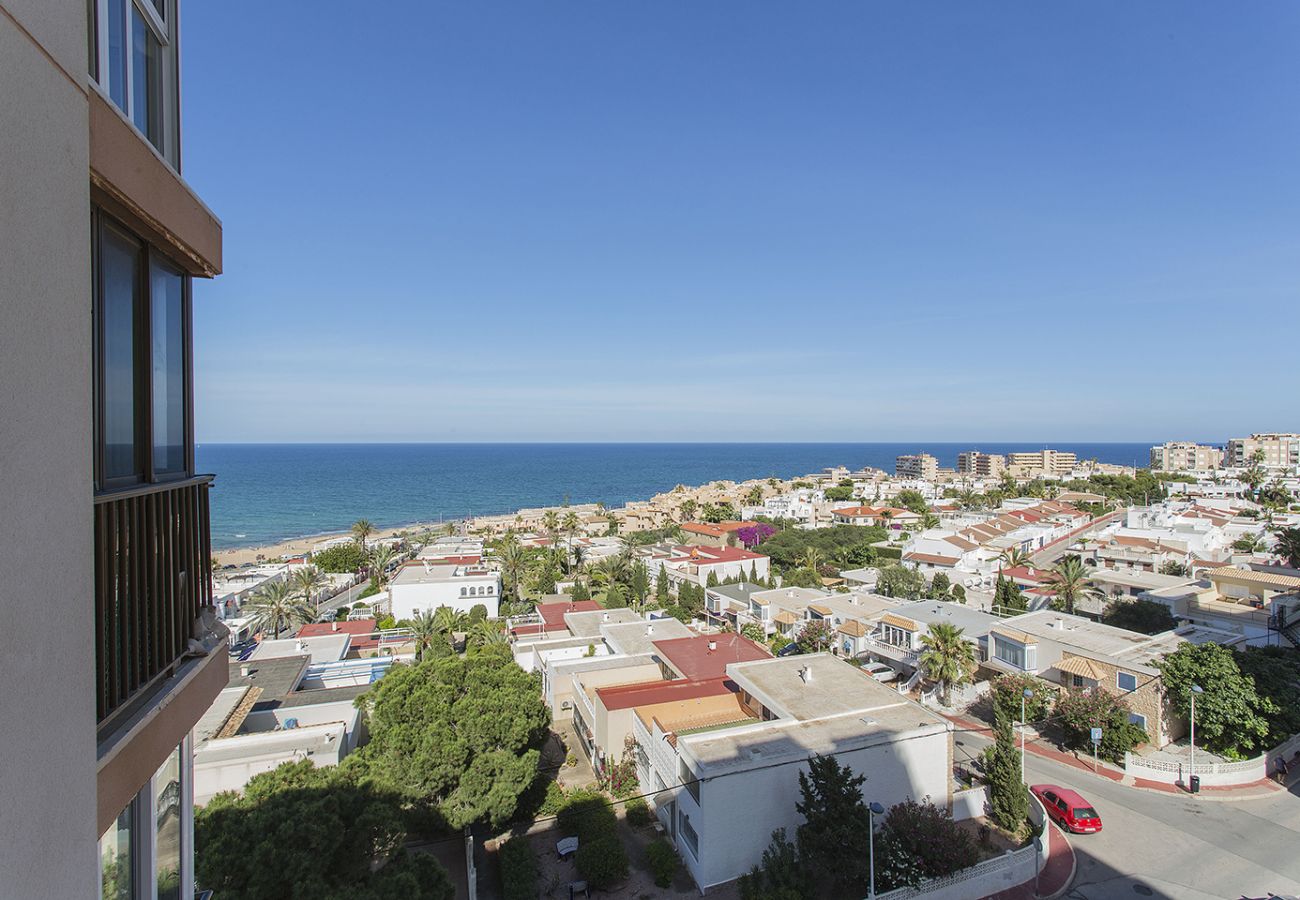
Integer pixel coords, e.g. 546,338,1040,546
542,510,560,548
745,485,764,507
409,609,442,661
246,579,314,639
800,548,825,574
432,605,465,637
1042,555,1101,616
921,512,941,531
679,499,698,522
998,548,1032,571
351,519,375,550
498,534,528,601
918,623,976,705
562,511,581,569
1274,527,1300,569
468,618,507,649
593,553,632,591
291,565,328,614
368,544,398,591
957,488,981,511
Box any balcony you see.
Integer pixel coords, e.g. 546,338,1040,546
94,476,215,729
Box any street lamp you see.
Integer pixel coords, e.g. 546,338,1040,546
868,800,885,899
1021,688,1034,784
1188,684,1203,791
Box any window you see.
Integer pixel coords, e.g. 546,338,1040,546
154,746,182,900
89,0,176,162
1128,712,1147,730
99,803,134,899
679,759,700,805
993,636,1027,670
678,811,700,859
880,623,912,648
99,737,190,900
1117,672,1137,692
1071,674,1085,688
94,212,192,490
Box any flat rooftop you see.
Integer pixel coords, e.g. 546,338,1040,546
891,600,1001,636
390,562,497,585
653,633,770,680
565,607,642,638
728,653,917,722
227,656,308,707
601,617,692,656
707,582,769,604
1002,610,1179,670
750,587,829,608
250,634,350,665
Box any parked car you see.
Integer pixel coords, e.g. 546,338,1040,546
1031,784,1102,834
862,661,897,683
777,642,805,657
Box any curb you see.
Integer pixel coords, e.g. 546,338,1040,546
1038,824,1076,900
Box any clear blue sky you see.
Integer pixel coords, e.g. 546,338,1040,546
183,2,1300,443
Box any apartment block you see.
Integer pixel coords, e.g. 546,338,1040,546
957,450,1006,477
1226,433,1300,470
1,1,225,896
895,453,939,480
1007,449,1078,475
1150,442,1223,472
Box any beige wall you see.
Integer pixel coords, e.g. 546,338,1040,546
0,2,95,897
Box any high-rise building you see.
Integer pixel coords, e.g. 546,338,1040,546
1225,433,1300,471
1150,442,1222,472
1,2,225,897
1006,449,1077,475
956,451,1006,477
896,453,939,480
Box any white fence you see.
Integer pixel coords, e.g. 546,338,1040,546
1124,732,1300,787
874,795,1049,900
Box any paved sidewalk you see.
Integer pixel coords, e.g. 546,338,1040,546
984,818,1074,899
945,713,1286,801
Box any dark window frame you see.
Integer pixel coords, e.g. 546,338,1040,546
92,208,194,494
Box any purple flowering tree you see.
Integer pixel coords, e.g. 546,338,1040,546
736,523,776,549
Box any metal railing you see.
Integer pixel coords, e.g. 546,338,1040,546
94,476,214,726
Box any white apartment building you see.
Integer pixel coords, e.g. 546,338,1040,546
388,560,502,619
1006,449,1077,475
1226,433,1300,471
957,451,1006,477
741,487,825,525
895,453,939,480
1150,442,1223,472
635,654,952,891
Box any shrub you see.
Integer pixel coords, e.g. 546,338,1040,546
313,543,365,573
1054,689,1148,763
499,837,539,900
1103,598,1176,635
357,581,379,600
875,798,978,888
646,839,680,889
624,797,652,827
575,834,628,889
991,674,1055,725
537,780,567,817
555,791,612,839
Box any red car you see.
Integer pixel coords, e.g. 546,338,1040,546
1031,784,1102,834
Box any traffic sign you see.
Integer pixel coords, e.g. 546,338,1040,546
1091,727,1103,744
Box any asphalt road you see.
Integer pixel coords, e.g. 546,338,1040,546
953,731,1300,900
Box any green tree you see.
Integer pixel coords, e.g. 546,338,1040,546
313,543,365,574
369,544,399,591
679,498,698,521
629,561,650,609
998,547,1032,570
991,673,1055,725
706,569,720,588
993,573,1029,613
746,484,765,506
292,565,329,614
795,756,870,897
795,619,836,653
1054,688,1147,763
876,564,926,599
655,565,670,604
1157,642,1275,757
541,510,560,548
894,489,928,515
1233,534,1266,553
409,609,442,662
351,518,375,550
498,837,539,900
602,582,628,609
352,646,550,829
498,535,528,601
985,709,1029,835
1273,527,1300,568
196,761,455,900
917,623,975,704
1103,598,1176,635
245,580,314,639
1042,555,1101,615
873,799,979,892
738,829,807,900
741,622,767,642
927,571,951,599
823,485,854,502
571,580,592,601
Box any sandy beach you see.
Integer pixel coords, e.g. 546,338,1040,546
212,522,440,567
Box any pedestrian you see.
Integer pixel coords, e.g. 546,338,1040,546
1275,755,1289,785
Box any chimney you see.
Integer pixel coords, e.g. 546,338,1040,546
239,664,251,677
707,639,717,652
331,621,339,632
1054,617,1064,629
603,612,610,622
647,624,654,635
798,665,813,683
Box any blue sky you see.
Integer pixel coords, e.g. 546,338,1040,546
183,2,1300,443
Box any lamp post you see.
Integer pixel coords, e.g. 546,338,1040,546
1021,688,1034,783
1188,684,1203,791
868,800,885,899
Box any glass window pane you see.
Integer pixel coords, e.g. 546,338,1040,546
99,804,133,900
151,260,186,475
154,745,182,900
131,6,162,150
107,0,127,107
101,227,143,481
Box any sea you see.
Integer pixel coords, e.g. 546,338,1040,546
197,443,1158,551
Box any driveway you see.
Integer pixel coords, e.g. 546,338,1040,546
953,732,1300,899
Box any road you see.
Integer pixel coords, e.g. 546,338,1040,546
954,730,1300,899
317,579,372,616
1029,512,1122,568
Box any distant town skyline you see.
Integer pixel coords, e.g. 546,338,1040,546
183,2,1299,442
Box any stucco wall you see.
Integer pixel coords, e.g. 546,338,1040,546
0,2,94,898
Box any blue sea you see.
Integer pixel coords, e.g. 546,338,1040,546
197,442,1156,550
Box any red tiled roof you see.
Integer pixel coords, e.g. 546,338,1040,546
596,676,736,711
903,552,960,566
832,506,879,517
538,600,602,629
669,545,766,565
652,633,770,680
420,554,482,566
1001,566,1051,583
683,521,758,536
297,619,379,650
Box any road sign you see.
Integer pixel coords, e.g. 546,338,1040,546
1091,727,1103,744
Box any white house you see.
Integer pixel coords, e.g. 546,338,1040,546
388,559,501,619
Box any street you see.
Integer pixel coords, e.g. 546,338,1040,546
954,731,1300,899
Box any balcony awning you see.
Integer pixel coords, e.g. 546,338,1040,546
881,612,919,631
837,620,867,637
1055,655,1108,682
774,610,800,626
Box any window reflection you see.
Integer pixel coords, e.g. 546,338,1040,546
151,260,185,475
99,804,133,900
154,745,182,900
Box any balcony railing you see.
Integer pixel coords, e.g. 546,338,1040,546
94,476,214,727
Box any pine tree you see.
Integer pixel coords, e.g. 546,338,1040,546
986,708,1029,835
571,581,591,602
655,565,670,603
748,562,759,584
706,569,720,587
